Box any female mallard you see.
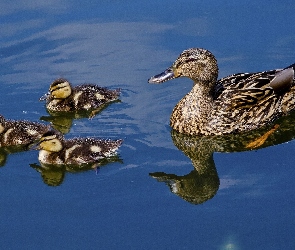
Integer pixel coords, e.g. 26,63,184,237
148,48,295,136
40,78,120,112
38,130,123,165
0,115,50,147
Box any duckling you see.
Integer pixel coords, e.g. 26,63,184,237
148,48,295,135
40,78,121,112
38,130,123,165
0,115,51,147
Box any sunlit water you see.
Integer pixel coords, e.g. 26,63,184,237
1,1,295,249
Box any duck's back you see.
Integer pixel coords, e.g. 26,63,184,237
61,137,122,164
0,120,50,146
72,85,120,110
207,67,295,135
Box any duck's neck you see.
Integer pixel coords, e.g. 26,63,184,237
170,81,214,135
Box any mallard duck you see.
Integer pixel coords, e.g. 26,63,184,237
40,78,120,112
0,115,51,147
148,48,295,135
38,130,123,165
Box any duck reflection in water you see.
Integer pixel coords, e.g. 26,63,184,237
150,111,295,205
40,102,119,134
0,145,31,167
30,156,122,186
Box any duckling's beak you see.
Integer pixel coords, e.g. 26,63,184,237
148,67,175,84
40,92,50,101
30,141,41,150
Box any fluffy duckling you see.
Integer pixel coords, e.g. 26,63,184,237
40,78,121,112
0,115,51,147
38,130,123,165
149,48,295,135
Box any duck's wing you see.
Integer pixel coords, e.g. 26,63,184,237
74,84,120,109
208,66,295,133
215,67,294,110
213,72,255,99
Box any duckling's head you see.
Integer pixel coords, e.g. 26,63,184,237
39,131,63,152
49,78,72,99
148,48,218,85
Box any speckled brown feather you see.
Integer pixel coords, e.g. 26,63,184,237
0,115,51,146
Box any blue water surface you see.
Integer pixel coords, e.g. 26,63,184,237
1,1,295,249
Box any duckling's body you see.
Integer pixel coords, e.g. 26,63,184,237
38,131,123,165
149,48,295,136
0,115,50,147
41,78,120,112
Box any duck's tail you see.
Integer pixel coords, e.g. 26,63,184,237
284,63,295,71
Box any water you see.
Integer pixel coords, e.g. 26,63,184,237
1,1,295,249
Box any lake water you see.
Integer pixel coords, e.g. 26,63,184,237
1,1,295,249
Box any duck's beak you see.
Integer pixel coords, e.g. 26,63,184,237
29,141,41,150
148,67,175,84
40,92,50,101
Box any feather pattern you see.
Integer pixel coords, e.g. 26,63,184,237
0,115,50,147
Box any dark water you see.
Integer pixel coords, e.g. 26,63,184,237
1,1,295,249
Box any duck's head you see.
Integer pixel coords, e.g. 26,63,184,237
148,48,218,85
40,78,72,100
39,131,63,152
50,78,72,99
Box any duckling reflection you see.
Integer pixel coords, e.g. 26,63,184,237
30,155,122,186
0,145,30,166
40,112,75,134
150,111,295,205
40,102,113,134
30,163,65,186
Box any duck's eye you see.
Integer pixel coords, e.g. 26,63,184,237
184,58,196,64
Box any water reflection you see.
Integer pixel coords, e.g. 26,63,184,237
150,111,295,205
0,145,31,166
30,155,122,186
40,101,119,134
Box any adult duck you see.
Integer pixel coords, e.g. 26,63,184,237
148,48,295,136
